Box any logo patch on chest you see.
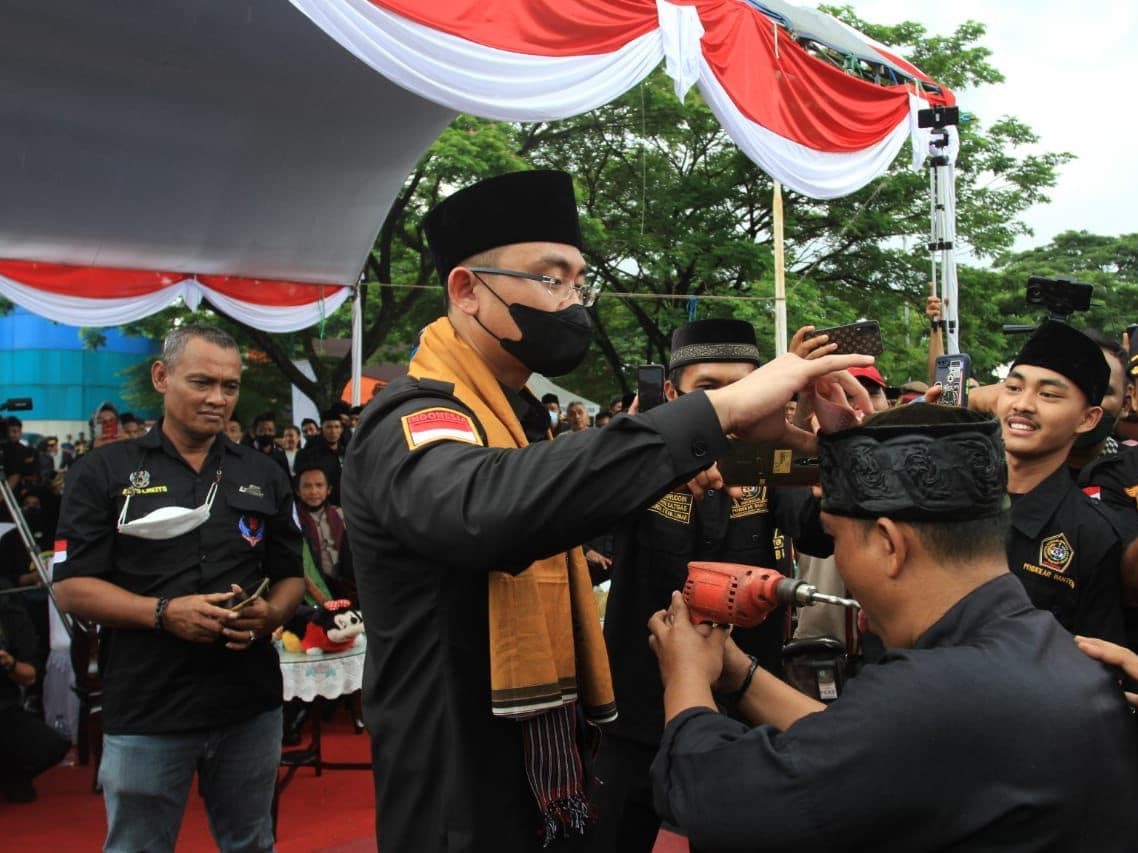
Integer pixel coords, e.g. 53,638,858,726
239,515,264,547
1039,533,1074,573
648,491,694,525
730,488,769,519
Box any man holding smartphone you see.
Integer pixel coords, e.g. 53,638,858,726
54,324,305,853
592,318,834,853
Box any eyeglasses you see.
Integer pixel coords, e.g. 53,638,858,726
468,267,600,308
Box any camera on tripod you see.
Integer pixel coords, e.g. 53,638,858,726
1003,276,1093,334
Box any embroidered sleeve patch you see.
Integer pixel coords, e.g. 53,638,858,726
53,538,67,564
400,408,482,451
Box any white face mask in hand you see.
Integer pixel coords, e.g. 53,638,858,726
117,480,219,541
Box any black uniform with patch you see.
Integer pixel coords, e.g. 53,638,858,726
1080,447,1138,650
1007,465,1125,644
341,376,732,853
53,423,303,734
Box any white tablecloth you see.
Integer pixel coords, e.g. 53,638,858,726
278,634,366,702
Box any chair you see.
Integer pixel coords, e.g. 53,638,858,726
69,617,103,791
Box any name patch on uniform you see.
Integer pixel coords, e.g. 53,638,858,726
120,485,169,496
400,408,482,451
1039,532,1074,574
730,488,769,519
648,491,694,525
1021,561,1077,590
239,484,264,498
239,515,264,547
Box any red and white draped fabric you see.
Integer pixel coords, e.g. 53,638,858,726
0,261,351,333
290,0,954,199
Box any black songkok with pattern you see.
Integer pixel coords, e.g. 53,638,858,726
669,319,762,372
819,404,1009,522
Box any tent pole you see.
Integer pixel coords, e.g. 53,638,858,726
773,180,787,356
351,279,363,406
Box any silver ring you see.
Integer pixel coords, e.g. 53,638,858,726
248,630,256,642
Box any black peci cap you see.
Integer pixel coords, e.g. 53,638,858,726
1010,320,1109,406
423,170,583,285
669,319,762,372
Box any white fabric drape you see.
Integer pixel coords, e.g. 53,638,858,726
290,0,663,121
0,273,351,333
289,0,937,199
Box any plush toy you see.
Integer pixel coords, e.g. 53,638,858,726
279,629,304,653
301,599,363,655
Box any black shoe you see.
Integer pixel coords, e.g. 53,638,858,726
3,780,37,803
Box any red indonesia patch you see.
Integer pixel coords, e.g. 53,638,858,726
400,408,482,451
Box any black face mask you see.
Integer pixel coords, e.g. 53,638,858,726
474,278,594,377
1073,412,1117,450
255,434,276,450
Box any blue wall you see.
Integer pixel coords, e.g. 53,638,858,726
0,307,160,421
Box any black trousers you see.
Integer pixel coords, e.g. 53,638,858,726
0,705,70,786
589,733,662,853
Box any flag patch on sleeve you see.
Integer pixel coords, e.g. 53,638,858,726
400,408,482,450
53,538,67,564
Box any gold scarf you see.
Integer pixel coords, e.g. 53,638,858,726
408,317,616,722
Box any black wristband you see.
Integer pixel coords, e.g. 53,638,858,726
930,320,942,332
155,597,170,631
726,655,760,706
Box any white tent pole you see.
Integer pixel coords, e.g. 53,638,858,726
351,280,363,406
773,180,788,356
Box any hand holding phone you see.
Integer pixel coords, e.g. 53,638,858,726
637,364,666,412
808,321,884,357
229,578,270,612
933,354,972,408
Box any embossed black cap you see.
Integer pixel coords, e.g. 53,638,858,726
819,404,1009,521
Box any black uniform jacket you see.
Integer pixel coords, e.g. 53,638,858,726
340,380,730,853
1007,465,1125,644
54,425,303,734
652,573,1138,852
1081,449,1138,649
605,485,830,746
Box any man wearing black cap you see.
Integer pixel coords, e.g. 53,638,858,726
592,318,832,853
647,404,1138,851
999,321,1126,643
294,408,347,506
340,169,874,853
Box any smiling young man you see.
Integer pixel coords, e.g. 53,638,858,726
647,404,1138,852
998,321,1126,643
339,169,874,853
53,324,305,852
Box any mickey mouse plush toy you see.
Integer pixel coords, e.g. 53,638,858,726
301,599,364,655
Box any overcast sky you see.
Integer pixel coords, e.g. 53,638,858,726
848,0,1137,253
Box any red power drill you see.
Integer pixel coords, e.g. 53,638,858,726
683,561,859,627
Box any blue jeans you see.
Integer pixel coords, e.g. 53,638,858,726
99,707,282,853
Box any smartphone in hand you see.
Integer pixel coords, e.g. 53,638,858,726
718,439,820,486
637,364,666,412
934,354,972,407
229,578,270,612
808,321,884,357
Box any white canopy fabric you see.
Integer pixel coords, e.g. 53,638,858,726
0,0,954,336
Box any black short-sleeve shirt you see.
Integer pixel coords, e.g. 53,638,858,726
54,423,303,734
1007,466,1125,644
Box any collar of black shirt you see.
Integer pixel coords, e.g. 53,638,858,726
1008,464,1079,539
140,418,246,467
911,573,1033,650
500,383,552,443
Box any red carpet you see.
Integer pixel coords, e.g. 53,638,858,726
4,715,688,852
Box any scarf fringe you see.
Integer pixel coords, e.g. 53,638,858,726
539,793,594,848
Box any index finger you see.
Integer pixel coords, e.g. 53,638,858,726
801,353,874,380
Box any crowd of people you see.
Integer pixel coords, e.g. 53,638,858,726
2,166,1138,853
